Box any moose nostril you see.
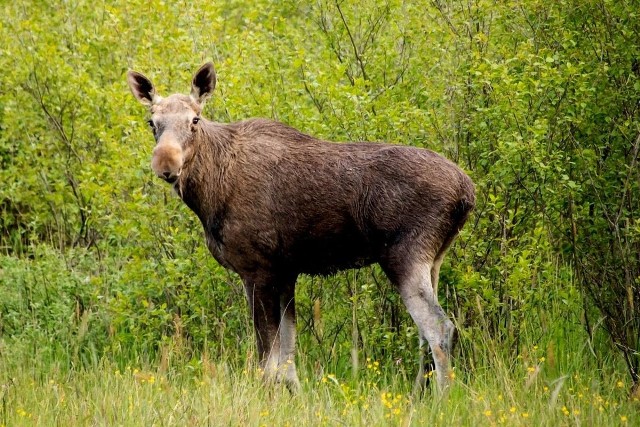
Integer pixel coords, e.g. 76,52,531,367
163,171,172,179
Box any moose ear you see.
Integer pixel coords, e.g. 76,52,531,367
127,71,159,106
190,62,216,105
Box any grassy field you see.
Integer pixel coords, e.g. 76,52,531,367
1,342,636,426
1,250,637,426
0,363,634,426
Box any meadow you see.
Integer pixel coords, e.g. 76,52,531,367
0,323,636,426
1,0,639,425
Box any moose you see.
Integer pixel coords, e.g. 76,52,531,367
127,63,475,393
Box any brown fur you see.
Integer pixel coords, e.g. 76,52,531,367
127,63,475,393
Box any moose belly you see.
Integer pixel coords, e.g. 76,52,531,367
287,229,377,276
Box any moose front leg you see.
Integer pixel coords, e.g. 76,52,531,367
279,284,301,392
243,280,281,382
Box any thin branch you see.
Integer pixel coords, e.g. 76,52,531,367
335,0,369,82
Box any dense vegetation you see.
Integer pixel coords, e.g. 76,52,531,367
1,0,638,425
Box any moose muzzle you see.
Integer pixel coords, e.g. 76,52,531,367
151,137,184,183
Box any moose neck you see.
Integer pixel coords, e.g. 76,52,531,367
175,120,236,230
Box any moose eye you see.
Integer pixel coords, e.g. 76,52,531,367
192,117,200,125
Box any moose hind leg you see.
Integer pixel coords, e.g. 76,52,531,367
430,253,445,297
394,262,455,393
416,253,447,387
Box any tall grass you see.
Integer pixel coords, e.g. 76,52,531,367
0,345,636,426
1,249,637,426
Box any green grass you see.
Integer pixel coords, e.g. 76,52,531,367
1,250,638,426
1,348,637,426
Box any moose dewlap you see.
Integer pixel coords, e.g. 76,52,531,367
127,62,475,393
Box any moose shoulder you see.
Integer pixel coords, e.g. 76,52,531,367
127,62,475,394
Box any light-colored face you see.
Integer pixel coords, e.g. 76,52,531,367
146,95,201,183
127,63,216,183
